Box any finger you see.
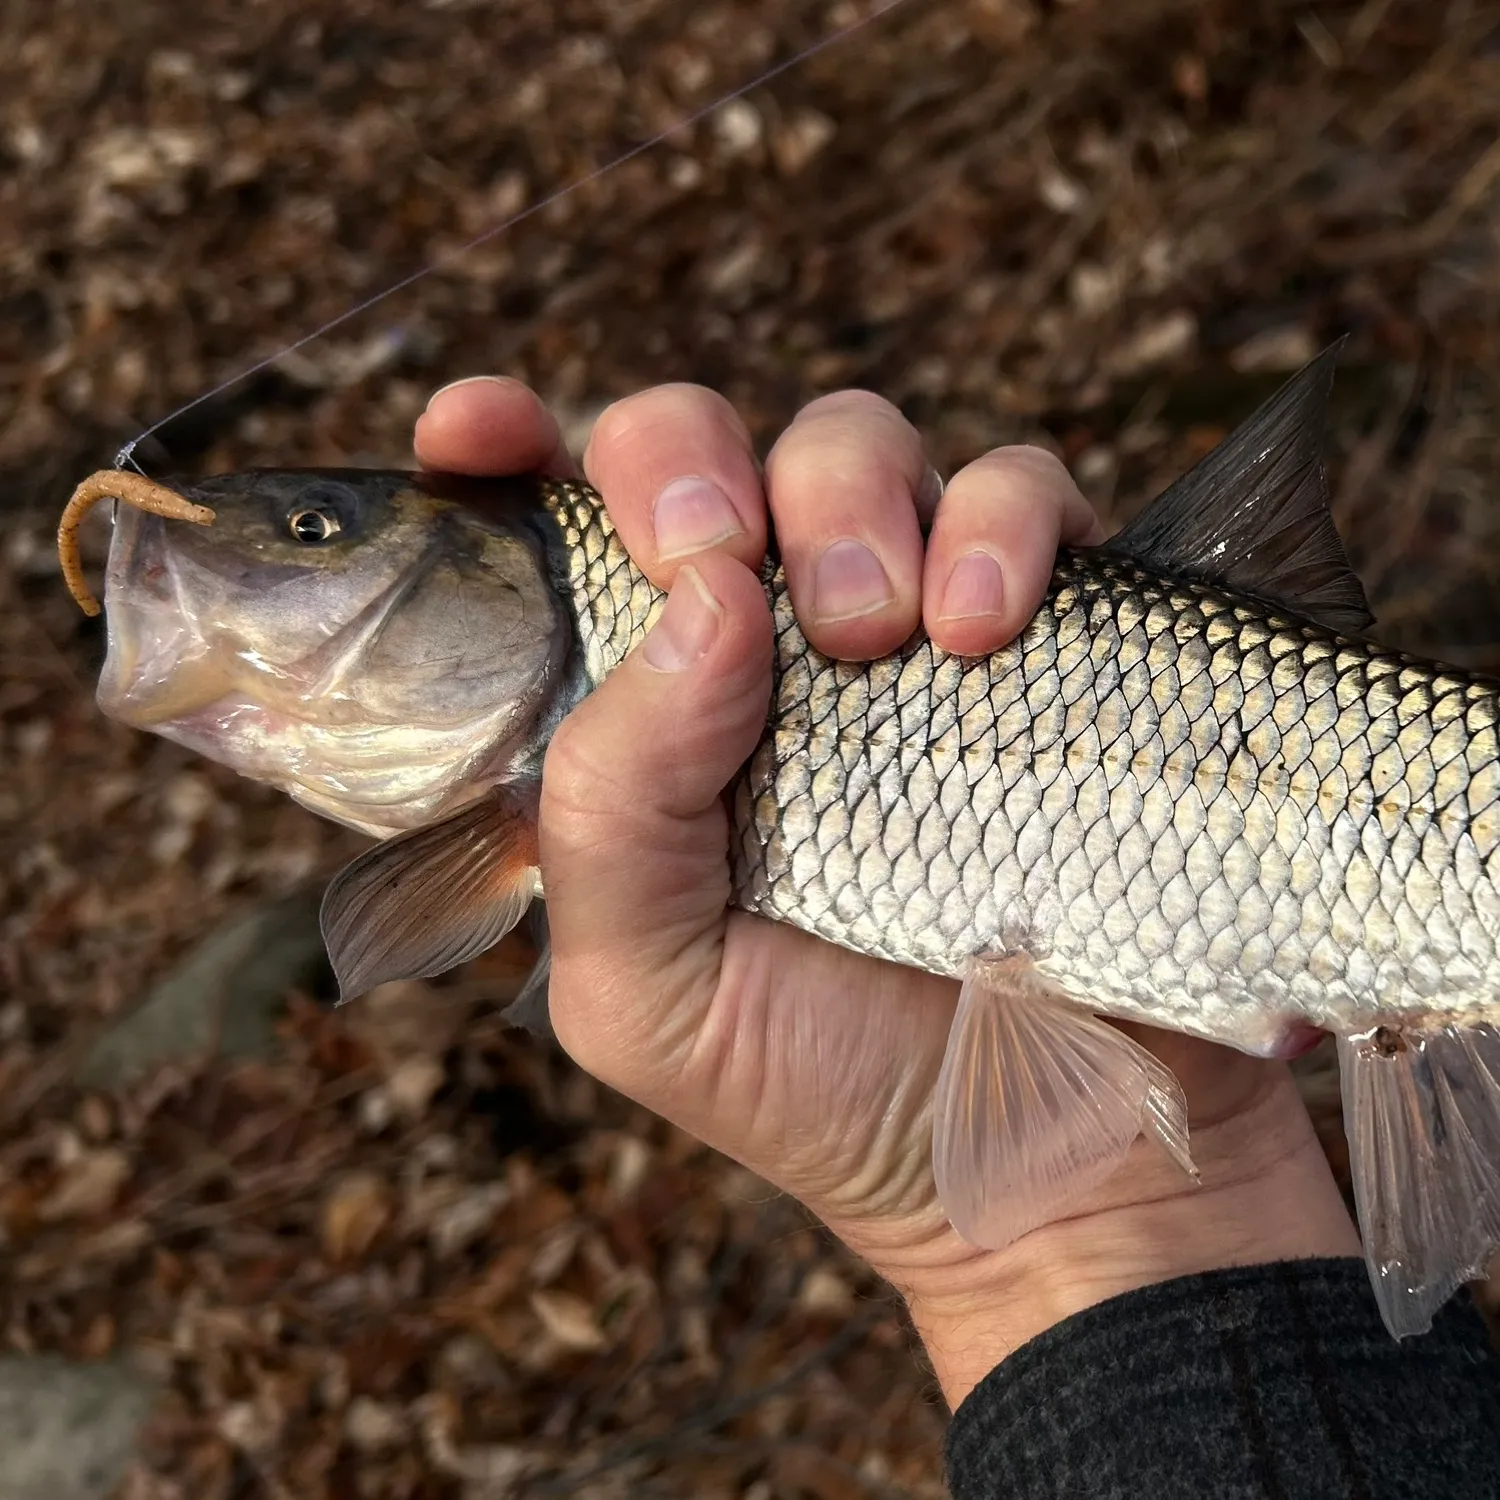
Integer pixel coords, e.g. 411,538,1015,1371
582,384,767,587
540,551,773,1092
922,445,1104,657
763,391,928,659
413,376,576,477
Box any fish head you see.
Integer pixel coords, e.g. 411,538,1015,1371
97,468,570,836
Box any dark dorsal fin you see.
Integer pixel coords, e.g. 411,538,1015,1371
1100,341,1374,634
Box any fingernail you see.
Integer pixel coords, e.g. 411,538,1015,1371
652,476,743,562
813,539,894,623
425,374,517,409
939,551,1005,621
642,567,724,672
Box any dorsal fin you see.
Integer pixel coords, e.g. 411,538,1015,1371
1100,342,1374,634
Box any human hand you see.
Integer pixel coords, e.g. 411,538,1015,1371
415,376,1361,1405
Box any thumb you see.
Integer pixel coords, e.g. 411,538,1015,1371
539,553,773,1092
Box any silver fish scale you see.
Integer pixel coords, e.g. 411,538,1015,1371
543,480,664,678
543,482,1500,1055
735,554,1500,1055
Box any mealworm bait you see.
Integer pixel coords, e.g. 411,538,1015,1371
57,472,216,617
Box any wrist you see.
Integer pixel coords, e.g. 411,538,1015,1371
896,1065,1361,1407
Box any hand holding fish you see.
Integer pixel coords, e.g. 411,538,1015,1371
416,375,1359,1404
69,349,1500,1380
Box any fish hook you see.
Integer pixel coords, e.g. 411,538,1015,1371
57,471,216,617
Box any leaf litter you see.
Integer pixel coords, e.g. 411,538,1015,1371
4,0,1500,1495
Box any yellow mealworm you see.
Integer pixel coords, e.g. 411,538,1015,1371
57,472,216,617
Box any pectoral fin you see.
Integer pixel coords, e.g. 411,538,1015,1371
321,782,540,1003
1339,1023,1500,1339
933,956,1196,1251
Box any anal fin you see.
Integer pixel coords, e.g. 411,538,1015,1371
933,956,1197,1252
321,781,540,1003
1339,1023,1500,1339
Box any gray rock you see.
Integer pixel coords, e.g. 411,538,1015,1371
77,891,329,1089
0,1356,158,1500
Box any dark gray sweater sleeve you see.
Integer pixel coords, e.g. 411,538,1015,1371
944,1258,1500,1500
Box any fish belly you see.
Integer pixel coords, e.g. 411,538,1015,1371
731,553,1500,1056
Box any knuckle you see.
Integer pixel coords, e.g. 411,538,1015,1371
768,429,900,498
982,443,1073,488
796,387,898,422
939,445,1079,530
586,384,749,469
772,394,923,493
584,390,658,459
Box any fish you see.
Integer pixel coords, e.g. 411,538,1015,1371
60,346,1500,1341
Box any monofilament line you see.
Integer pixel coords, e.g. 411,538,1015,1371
116,0,914,471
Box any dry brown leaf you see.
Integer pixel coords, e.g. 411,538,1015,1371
607,1134,652,1202
76,1093,114,1141
386,1054,446,1121
772,1445,882,1500
528,1221,583,1285
1230,324,1320,373
1102,309,1199,375
798,1267,856,1318
771,109,836,176
217,1398,285,1458
530,1289,608,1352
506,1181,576,1240
320,1170,393,1262
78,1312,117,1358
405,1178,510,1258
0,1179,40,1239
350,980,471,1061
37,1146,132,1221
344,1396,408,1453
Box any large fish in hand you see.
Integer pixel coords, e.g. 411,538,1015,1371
59,349,1500,1340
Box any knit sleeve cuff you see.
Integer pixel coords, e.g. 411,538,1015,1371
944,1257,1500,1500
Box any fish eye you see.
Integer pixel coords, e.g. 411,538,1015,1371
288,507,342,545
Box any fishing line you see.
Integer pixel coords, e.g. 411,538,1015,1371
117,0,914,471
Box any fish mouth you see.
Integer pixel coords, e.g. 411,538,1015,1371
97,505,340,727
96,507,243,726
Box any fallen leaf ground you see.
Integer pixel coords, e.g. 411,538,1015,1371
3,1,1500,1496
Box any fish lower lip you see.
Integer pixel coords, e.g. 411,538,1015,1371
96,609,241,725
104,663,241,723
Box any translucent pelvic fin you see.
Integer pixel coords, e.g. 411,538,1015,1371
933,956,1197,1251
1340,1023,1500,1339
